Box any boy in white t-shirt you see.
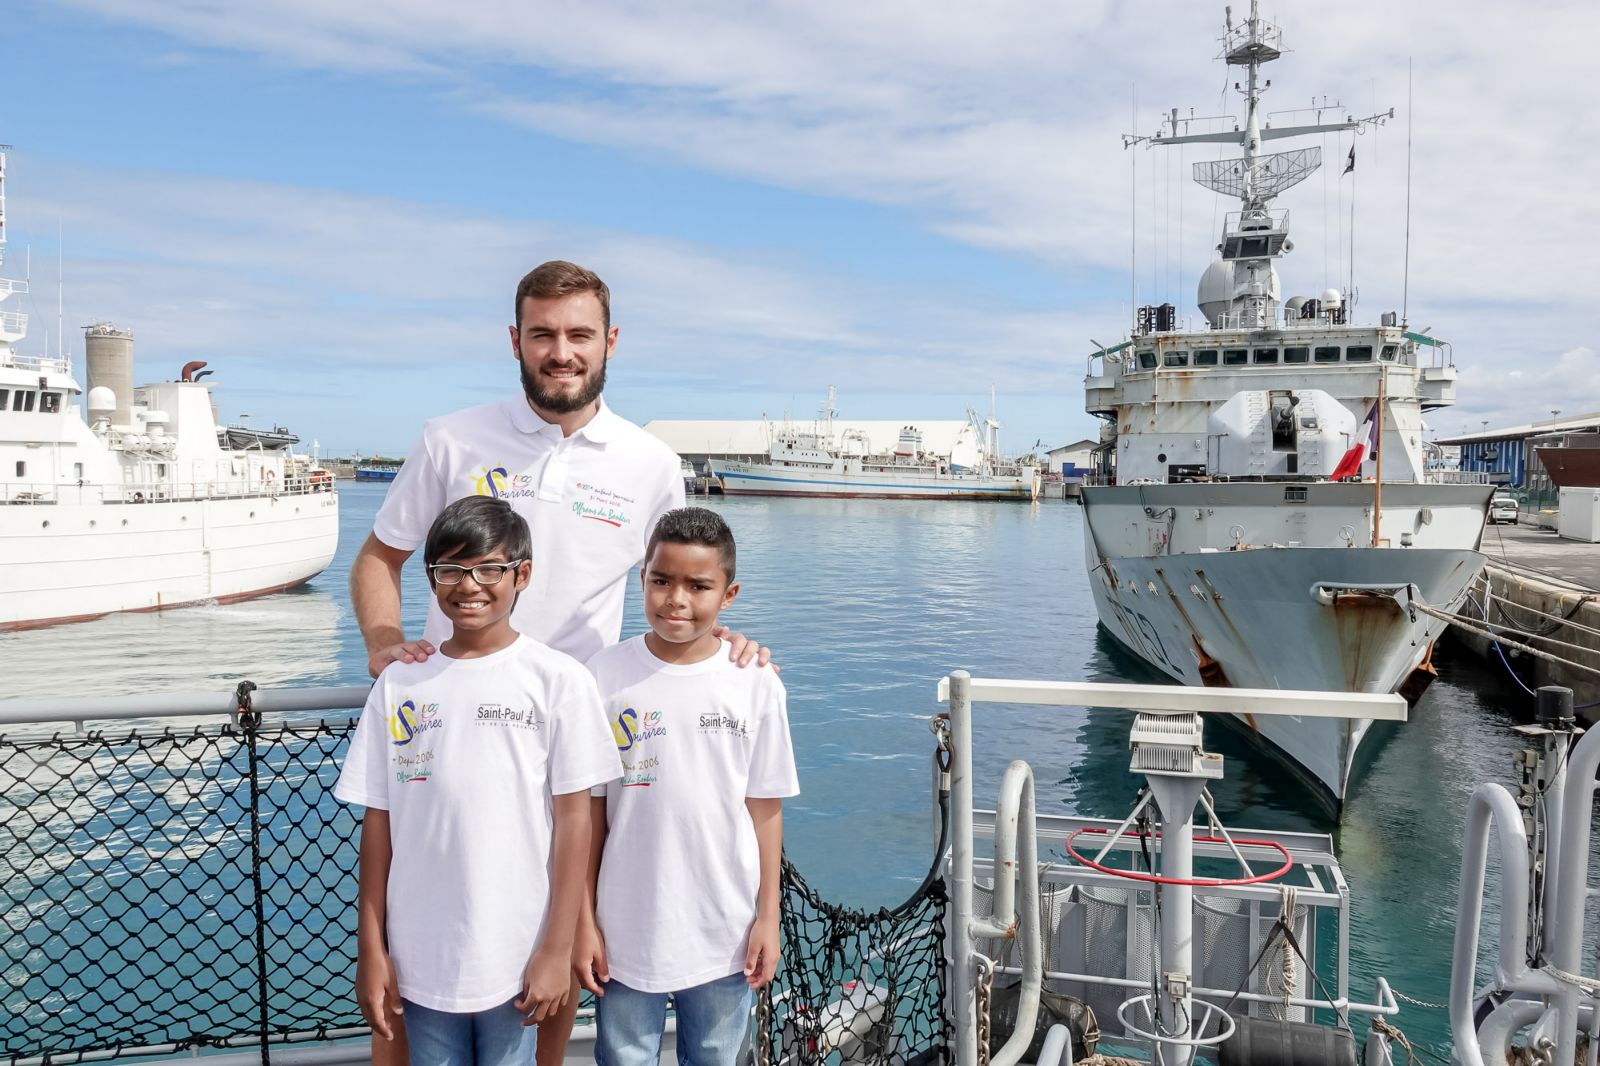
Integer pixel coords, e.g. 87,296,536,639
335,496,622,1066
577,508,799,1066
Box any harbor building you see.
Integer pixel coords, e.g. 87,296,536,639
1436,410,1600,493
1042,439,1096,478
644,419,978,474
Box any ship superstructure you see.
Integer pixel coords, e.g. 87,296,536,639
0,147,339,630
1080,3,1492,807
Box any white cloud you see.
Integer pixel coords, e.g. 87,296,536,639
11,160,1093,452
42,0,1600,440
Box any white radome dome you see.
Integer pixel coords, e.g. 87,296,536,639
1197,260,1235,327
87,386,117,413
1320,288,1343,308
1198,260,1281,326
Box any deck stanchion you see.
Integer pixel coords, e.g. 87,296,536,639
947,670,978,1066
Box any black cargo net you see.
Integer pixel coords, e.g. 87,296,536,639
757,792,950,1066
0,712,364,1063
2,697,953,1066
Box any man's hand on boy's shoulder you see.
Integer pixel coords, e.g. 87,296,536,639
367,639,437,679
572,916,609,996
516,945,572,1025
744,912,781,989
713,626,776,672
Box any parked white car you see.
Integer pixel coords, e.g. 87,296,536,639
1489,494,1519,524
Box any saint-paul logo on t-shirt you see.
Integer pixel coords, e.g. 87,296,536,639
475,702,544,730
698,713,750,738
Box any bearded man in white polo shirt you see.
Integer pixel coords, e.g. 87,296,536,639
350,259,767,1066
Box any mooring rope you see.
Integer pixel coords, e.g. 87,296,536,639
1415,602,1600,681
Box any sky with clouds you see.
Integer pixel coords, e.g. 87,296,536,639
3,0,1595,455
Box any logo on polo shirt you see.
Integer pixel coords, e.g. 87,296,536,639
698,713,750,738
473,465,512,498
475,702,544,730
572,482,637,527
472,464,543,500
388,698,441,747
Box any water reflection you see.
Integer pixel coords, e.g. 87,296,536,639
0,585,348,699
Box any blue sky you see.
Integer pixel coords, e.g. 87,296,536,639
4,1,1595,456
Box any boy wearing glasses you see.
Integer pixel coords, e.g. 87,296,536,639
336,496,621,1066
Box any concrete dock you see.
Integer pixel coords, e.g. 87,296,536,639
1455,521,1600,719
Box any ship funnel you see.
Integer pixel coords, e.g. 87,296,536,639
84,322,134,428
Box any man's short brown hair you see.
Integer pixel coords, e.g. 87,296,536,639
514,260,610,330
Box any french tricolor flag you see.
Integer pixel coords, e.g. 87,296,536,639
1331,401,1379,481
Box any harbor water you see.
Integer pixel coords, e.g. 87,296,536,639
0,482,1546,1056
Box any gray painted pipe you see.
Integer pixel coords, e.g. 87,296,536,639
1450,784,1532,1066
1552,723,1600,1066
977,760,1043,1066
949,671,978,1066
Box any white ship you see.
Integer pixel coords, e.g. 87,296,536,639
1080,3,1491,808
710,388,1040,500
0,150,339,632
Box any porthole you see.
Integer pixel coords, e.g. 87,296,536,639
41,520,49,529
1157,452,1168,463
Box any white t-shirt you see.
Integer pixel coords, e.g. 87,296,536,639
586,636,800,993
373,398,686,662
334,635,623,1013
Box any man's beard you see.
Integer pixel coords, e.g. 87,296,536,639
520,357,606,415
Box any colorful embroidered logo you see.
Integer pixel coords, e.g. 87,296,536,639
473,465,511,498
572,483,636,526
388,698,441,747
611,705,666,752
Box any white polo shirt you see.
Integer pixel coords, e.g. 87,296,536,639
374,398,686,662
334,635,623,1012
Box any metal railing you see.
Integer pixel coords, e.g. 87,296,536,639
0,476,334,506
939,675,1407,1066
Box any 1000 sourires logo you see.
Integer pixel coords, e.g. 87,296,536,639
472,463,544,500
388,699,441,746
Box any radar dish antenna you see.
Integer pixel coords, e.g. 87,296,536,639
1193,146,1321,200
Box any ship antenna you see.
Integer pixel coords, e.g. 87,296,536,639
57,220,64,360
1129,83,1138,332
1402,57,1414,325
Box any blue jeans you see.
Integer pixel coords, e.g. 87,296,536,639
595,972,752,1066
402,997,537,1066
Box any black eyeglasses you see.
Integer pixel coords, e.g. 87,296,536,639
427,560,525,586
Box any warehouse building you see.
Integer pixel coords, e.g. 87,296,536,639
1436,411,1600,490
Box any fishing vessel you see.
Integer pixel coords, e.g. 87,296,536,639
353,459,401,481
0,151,339,632
710,388,1040,500
1080,3,1492,807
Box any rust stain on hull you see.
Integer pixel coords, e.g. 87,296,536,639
1329,590,1405,690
